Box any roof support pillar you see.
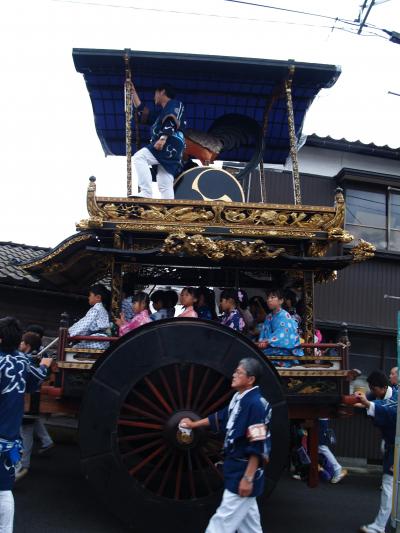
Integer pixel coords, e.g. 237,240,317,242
285,66,302,205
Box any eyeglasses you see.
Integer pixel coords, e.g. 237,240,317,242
233,369,248,377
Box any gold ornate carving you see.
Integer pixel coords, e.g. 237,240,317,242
308,242,330,257
162,233,286,261
116,223,206,234
350,239,376,262
322,189,346,230
303,271,314,344
328,227,354,243
285,66,302,205
76,217,103,231
24,234,94,269
229,228,316,238
81,177,353,241
315,270,338,283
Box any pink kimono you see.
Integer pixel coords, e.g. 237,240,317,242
178,306,198,318
119,310,151,336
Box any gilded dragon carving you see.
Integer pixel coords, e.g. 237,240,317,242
162,233,286,261
350,239,376,262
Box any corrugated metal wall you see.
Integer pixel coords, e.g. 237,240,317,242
255,170,336,206
330,410,382,461
315,260,400,332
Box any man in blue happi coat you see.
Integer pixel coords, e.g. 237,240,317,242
355,390,397,533
0,317,52,532
180,358,271,533
129,81,185,199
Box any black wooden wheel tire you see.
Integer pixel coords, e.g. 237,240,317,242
79,319,289,532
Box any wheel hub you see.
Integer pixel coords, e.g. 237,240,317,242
164,410,202,450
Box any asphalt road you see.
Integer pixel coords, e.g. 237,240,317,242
13,442,389,533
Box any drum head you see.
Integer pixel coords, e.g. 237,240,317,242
174,167,245,202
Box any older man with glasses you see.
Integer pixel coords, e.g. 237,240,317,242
180,358,271,533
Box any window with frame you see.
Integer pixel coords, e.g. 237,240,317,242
345,186,400,252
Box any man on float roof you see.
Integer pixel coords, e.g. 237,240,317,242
129,81,185,199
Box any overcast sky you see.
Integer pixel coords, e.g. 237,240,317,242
1,0,399,247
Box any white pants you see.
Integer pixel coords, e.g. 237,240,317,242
132,147,174,199
368,473,392,532
0,491,14,533
20,419,53,469
318,445,342,474
205,489,263,533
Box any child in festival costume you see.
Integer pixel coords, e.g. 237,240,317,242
0,317,52,533
219,289,245,332
195,286,217,320
257,288,303,367
248,296,268,342
318,418,347,484
180,358,271,533
16,332,54,481
68,284,111,349
178,287,198,318
164,289,178,318
149,290,169,321
116,292,151,336
356,391,396,533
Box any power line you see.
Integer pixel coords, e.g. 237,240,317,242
224,0,360,27
49,0,392,40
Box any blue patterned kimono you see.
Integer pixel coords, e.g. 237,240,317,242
220,309,245,332
0,350,48,489
69,302,110,349
208,386,271,497
259,309,303,366
369,398,397,475
138,99,185,176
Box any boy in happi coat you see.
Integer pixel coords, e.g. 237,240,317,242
129,81,185,199
68,284,111,350
0,317,52,532
356,391,397,533
180,358,271,533
257,288,303,367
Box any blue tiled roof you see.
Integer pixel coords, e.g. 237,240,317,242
73,48,340,165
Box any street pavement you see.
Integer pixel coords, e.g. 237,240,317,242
13,442,389,533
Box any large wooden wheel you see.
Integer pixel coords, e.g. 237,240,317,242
79,319,289,531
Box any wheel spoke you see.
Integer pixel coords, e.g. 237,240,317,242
144,450,172,487
157,452,176,496
121,403,165,422
158,368,178,410
193,452,212,494
187,451,196,499
129,444,167,476
201,389,233,417
175,364,184,408
144,376,173,414
118,432,163,444
131,389,168,418
118,420,163,430
198,376,225,413
174,454,183,500
199,449,224,479
186,364,194,409
192,368,210,410
122,438,164,460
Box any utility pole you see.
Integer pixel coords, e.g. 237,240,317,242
357,0,376,34
384,294,400,531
